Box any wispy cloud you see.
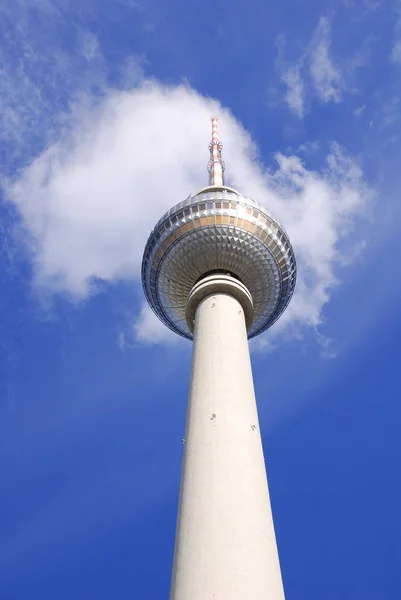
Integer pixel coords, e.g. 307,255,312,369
353,104,366,117
280,17,345,117
309,18,344,104
0,1,142,172
282,62,305,118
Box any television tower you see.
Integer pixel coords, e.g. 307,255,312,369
142,117,296,600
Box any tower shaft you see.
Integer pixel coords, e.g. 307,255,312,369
170,275,285,600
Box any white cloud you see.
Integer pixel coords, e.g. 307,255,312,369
353,104,366,117
5,83,216,297
0,3,372,348
262,147,370,336
3,80,372,346
280,17,345,116
309,18,344,104
281,63,305,117
120,305,181,347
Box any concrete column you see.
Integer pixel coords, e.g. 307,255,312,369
170,274,285,600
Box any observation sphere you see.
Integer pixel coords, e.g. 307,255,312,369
141,185,297,340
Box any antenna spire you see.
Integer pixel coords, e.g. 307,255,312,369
207,117,225,187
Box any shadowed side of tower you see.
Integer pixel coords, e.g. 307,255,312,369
141,118,296,599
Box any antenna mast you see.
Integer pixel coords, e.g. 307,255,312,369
207,117,225,187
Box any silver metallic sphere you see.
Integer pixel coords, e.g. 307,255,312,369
141,185,296,340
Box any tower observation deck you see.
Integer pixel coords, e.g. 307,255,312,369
142,118,296,600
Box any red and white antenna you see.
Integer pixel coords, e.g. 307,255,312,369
207,116,225,187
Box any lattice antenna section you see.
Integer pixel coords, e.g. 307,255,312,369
207,116,225,186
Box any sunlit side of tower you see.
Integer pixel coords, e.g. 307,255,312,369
142,118,296,600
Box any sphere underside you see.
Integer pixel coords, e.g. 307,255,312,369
141,187,296,339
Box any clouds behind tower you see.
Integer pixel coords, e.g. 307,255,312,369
4,81,372,344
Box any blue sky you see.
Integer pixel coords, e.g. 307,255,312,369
1,0,401,598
